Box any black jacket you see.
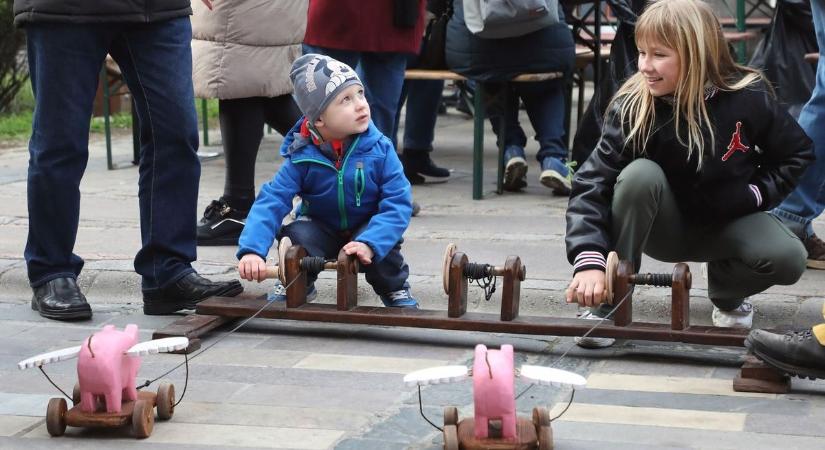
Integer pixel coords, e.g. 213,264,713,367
565,81,814,272
13,0,191,26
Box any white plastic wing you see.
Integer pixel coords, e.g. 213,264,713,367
125,337,189,356
403,365,469,387
519,365,587,387
17,345,82,370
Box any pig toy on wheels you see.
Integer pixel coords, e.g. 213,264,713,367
18,324,188,439
404,344,586,450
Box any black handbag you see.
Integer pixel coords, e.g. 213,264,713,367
417,3,452,69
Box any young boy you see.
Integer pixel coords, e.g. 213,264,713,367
236,54,418,308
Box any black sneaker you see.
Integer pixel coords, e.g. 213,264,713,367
197,198,248,246
746,329,825,379
403,150,450,183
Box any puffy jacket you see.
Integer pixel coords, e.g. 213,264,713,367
191,0,307,100
445,0,575,81
566,81,814,273
238,120,413,262
304,0,426,54
13,0,191,25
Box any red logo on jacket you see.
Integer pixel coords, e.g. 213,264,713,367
722,121,750,161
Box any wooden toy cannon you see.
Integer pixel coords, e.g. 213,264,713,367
404,344,587,450
18,325,188,439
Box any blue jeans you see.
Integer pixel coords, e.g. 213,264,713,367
772,0,825,239
302,45,407,143
487,79,568,162
24,18,200,290
400,79,444,151
278,219,410,295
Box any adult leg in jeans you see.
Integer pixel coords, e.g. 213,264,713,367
24,23,108,320
487,83,529,191
110,18,242,309
771,0,825,269
516,79,572,195
401,78,450,183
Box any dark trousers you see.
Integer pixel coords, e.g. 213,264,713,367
25,18,200,290
278,219,410,295
218,95,301,209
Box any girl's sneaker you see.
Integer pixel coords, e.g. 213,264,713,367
711,298,753,328
379,288,419,308
268,281,317,302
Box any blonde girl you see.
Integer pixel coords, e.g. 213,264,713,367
564,0,813,347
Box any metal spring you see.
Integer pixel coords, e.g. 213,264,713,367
631,272,672,287
300,256,328,276
463,262,494,280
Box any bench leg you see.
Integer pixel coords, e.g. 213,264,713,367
473,83,486,200
496,85,508,195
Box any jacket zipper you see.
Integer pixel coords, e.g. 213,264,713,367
291,136,361,230
354,162,365,207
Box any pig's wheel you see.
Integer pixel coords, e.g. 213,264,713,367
443,406,458,426
132,399,154,439
443,424,459,450
46,398,67,437
538,425,553,450
156,383,175,420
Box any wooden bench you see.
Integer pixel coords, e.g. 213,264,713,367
405,69,563,200
805,53,820,64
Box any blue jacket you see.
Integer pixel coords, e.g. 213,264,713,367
237,120,412,262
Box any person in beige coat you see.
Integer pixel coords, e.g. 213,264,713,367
192,0,307,245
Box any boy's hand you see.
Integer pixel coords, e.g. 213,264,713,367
565,269,606,307
343,241,374,265
238,254,267,282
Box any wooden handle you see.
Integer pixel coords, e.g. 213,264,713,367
265,266,281,279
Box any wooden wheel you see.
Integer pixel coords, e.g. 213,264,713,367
443,424,459,450
156,383,175,420
443,243,457,295
72,382,81,406
533,406,550,428
132,399,154,439
46,398,67,437
443,406,458,426
605,251,618,304
538,425,554,450
277,237,292,284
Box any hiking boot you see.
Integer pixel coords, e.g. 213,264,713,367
379,288,419,308
574,309,616,348
502,145,528,192
711,298,753,328
268,280,317,302
197,198,248,246
539,156,574,196
403,150,450,183
746,328,825,379
803,234,825,270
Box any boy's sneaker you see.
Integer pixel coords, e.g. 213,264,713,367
711,298,753,328
379,288,419,308
574,309,616,348
539,156,573,196
803,234,825,270
502,145,528,191
746,328,825,380
267,280,317,302
197,198,248,246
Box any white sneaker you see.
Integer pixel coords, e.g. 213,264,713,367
574,310,616,348
711,298,754,328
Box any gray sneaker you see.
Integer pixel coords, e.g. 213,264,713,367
712,298,753,328
575,309,616,348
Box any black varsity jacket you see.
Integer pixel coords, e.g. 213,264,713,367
565,81,814,273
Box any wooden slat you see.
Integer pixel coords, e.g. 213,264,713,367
152,313,232,340
65,391,155,428
404,69,563,83
194,296,750,347
805,53,820,63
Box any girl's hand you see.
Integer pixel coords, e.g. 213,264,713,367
565,269,607,307
238,254,267,282
342,241,374,265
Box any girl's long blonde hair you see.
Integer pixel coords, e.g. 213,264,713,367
610,0,764,168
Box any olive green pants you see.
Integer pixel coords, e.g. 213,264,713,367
610,159,806,310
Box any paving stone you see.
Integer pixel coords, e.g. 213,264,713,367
0,415,41,437
175,401,373,431
228,383,400,411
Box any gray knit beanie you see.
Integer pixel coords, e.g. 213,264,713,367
290,54,363,123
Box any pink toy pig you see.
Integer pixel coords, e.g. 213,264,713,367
76,324,141,413
472,344,516,439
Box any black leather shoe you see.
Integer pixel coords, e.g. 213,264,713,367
143,272,243,315
31,277,92,321
746,329,825,380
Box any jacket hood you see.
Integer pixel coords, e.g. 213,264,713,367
280,118,386,158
